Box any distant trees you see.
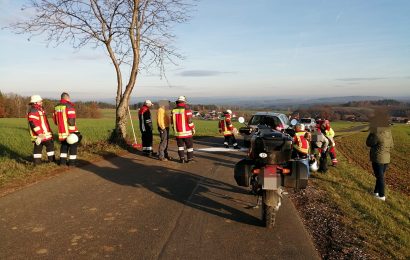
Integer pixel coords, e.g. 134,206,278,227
0,92,101,118
293,99,410,121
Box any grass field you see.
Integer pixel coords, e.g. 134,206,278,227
0,109,239,187
316,123,410,259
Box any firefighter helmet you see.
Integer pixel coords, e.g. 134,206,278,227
177,96,186,102
226,109,232,115
30,95,43,104
309,159,319,172
295,123,305,132
66,133,79,144
144,100,153,106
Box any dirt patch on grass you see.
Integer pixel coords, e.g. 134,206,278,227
288,184,374,260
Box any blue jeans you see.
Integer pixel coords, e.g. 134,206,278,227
372,162,388,197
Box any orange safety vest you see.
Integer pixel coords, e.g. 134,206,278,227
53,100,78,141
172,104,195,138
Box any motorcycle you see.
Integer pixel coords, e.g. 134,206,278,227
234,117,310,228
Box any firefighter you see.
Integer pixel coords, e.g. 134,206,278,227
157,100,171,161
311,127,329,173
219,110,240,149
53,92,81,166
292,123,310,159
320,120,338,166
27,95,55,165
171,96,195,163
138,100,154,156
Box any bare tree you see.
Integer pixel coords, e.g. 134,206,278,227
10,0,192,144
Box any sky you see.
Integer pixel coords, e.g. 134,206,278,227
0,0,409,102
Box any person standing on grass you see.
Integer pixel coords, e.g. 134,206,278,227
171,96,195,163
27,95,55,165
320,120,338,166
138,100,154,156
311,127,329,173
366,110,394,201
157,100,171,161
53,92,81,166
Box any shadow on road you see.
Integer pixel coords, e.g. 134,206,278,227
83,152,262,227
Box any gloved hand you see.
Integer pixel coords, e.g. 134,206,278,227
192,128,196,135
75,132,83,143
35,136,42,145
38,134,46,140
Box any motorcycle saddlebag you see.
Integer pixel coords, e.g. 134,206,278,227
282,158,309,190
234,159,252,187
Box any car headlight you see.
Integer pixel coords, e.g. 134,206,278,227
259,153,267,158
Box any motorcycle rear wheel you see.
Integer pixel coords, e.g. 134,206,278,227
262,190,280,228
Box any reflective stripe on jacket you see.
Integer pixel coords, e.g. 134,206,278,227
138,105,152,132
27,105,53,141
219,114,233,136
293,131,310,154
171,104,194,138
53,99,78,141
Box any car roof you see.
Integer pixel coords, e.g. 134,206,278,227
253,112,285,117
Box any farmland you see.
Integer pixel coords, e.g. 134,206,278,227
0,109,241,187
302,122,410,259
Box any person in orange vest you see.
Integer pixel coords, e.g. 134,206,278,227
53,92,81,166
27,95,55,165
171,96,195,163
292,123,310,159
138,100,154,156
320,120,338,166
219,110,240,149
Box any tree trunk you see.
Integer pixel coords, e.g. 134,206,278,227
111,101,128,146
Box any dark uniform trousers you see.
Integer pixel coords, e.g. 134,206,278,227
177,137,193,160
142,131,153,154
60,140,78,165
33,139,55,165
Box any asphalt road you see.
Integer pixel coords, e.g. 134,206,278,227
0,137,320,259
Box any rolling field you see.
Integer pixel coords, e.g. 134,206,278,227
313,123,410,259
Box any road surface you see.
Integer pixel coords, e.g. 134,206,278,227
0,137,319,259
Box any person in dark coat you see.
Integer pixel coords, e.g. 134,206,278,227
366,109,394,201
138,100,154,156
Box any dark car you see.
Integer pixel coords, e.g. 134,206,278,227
242,112,291,147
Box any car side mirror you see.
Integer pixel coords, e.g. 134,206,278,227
290,119,298,126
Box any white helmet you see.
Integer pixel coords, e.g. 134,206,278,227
30,95,43,103
177,96,186,102
145,100,153,106
295,123,305,132
226,109,232,115
309,159,319,172
66,133,79,144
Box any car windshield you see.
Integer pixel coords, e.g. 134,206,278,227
300,118,312,123
249,115,281,129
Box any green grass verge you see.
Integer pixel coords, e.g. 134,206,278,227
312,153,410,259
